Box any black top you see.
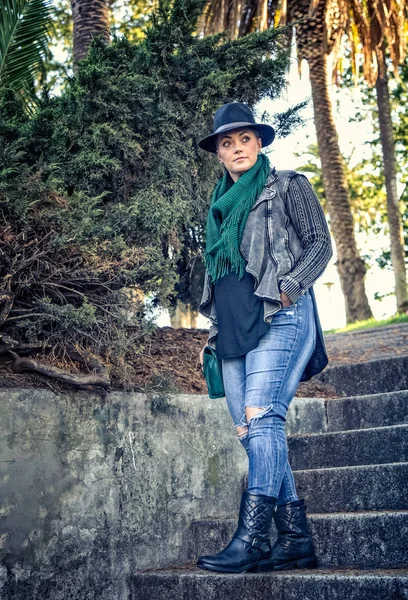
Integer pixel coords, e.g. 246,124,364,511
213,265,270,359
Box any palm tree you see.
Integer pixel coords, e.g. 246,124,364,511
0,0,54,96
282,0,375,323
345,0,408,312
70,0,110,66
199,0,373,323
198,0,276,37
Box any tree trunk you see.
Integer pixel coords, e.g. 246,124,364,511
170,301,198,328
308,52,373,323
71,0,110,67
375,56,408,313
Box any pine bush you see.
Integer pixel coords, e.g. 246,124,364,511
0,0,292,387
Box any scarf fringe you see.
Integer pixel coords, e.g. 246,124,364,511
204,154,271,284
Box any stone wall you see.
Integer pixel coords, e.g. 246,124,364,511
0,388,327,599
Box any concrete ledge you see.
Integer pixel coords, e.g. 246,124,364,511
0,388,247,597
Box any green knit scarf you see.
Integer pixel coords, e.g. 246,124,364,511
204,153,271,284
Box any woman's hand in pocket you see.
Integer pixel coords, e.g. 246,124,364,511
280,291,293,308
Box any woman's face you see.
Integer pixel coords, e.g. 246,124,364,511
216,128,262,181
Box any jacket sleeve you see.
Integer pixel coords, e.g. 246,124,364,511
278,173,333,303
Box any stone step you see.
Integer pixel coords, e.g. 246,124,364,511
325,390,408,432
130,568,408,600
288,424,408,470
287,390,408,436
316,355,408,396
242,462,408,512
189,511,408,570
310,510,408,569
294,462,408,513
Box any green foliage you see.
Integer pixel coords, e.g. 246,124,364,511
295,143,386,234
340,57,408,271
39,0,157,95
0,0,55,101
39,0,73,92
0,0,292,384
387,59,408,271
110,0,171,43
394,62,408,167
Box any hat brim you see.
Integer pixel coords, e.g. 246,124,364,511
198,122,275,153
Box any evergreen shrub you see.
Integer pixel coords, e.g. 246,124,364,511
0,0,294,387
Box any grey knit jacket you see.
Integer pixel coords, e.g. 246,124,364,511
198,168,333,381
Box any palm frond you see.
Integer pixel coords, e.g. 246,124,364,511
348,0,407,85
0,0,55,92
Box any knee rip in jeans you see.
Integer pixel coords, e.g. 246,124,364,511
246,404,274,424
235,425,249,440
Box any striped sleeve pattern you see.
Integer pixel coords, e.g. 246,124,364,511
278,173,333,303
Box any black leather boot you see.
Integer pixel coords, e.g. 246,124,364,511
264,498,317,571
197,491,277,573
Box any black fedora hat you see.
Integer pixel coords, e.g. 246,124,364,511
198,102,275,153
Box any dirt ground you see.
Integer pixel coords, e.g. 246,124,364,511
1,322,407,398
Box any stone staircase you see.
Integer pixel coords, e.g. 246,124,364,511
131,389,408,599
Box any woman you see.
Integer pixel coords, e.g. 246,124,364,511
197,102,333,574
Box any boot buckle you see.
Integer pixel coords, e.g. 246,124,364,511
251,538,269,553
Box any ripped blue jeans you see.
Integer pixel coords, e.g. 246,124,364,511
221,289,316,503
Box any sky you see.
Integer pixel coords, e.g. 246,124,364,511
155,55,399,331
